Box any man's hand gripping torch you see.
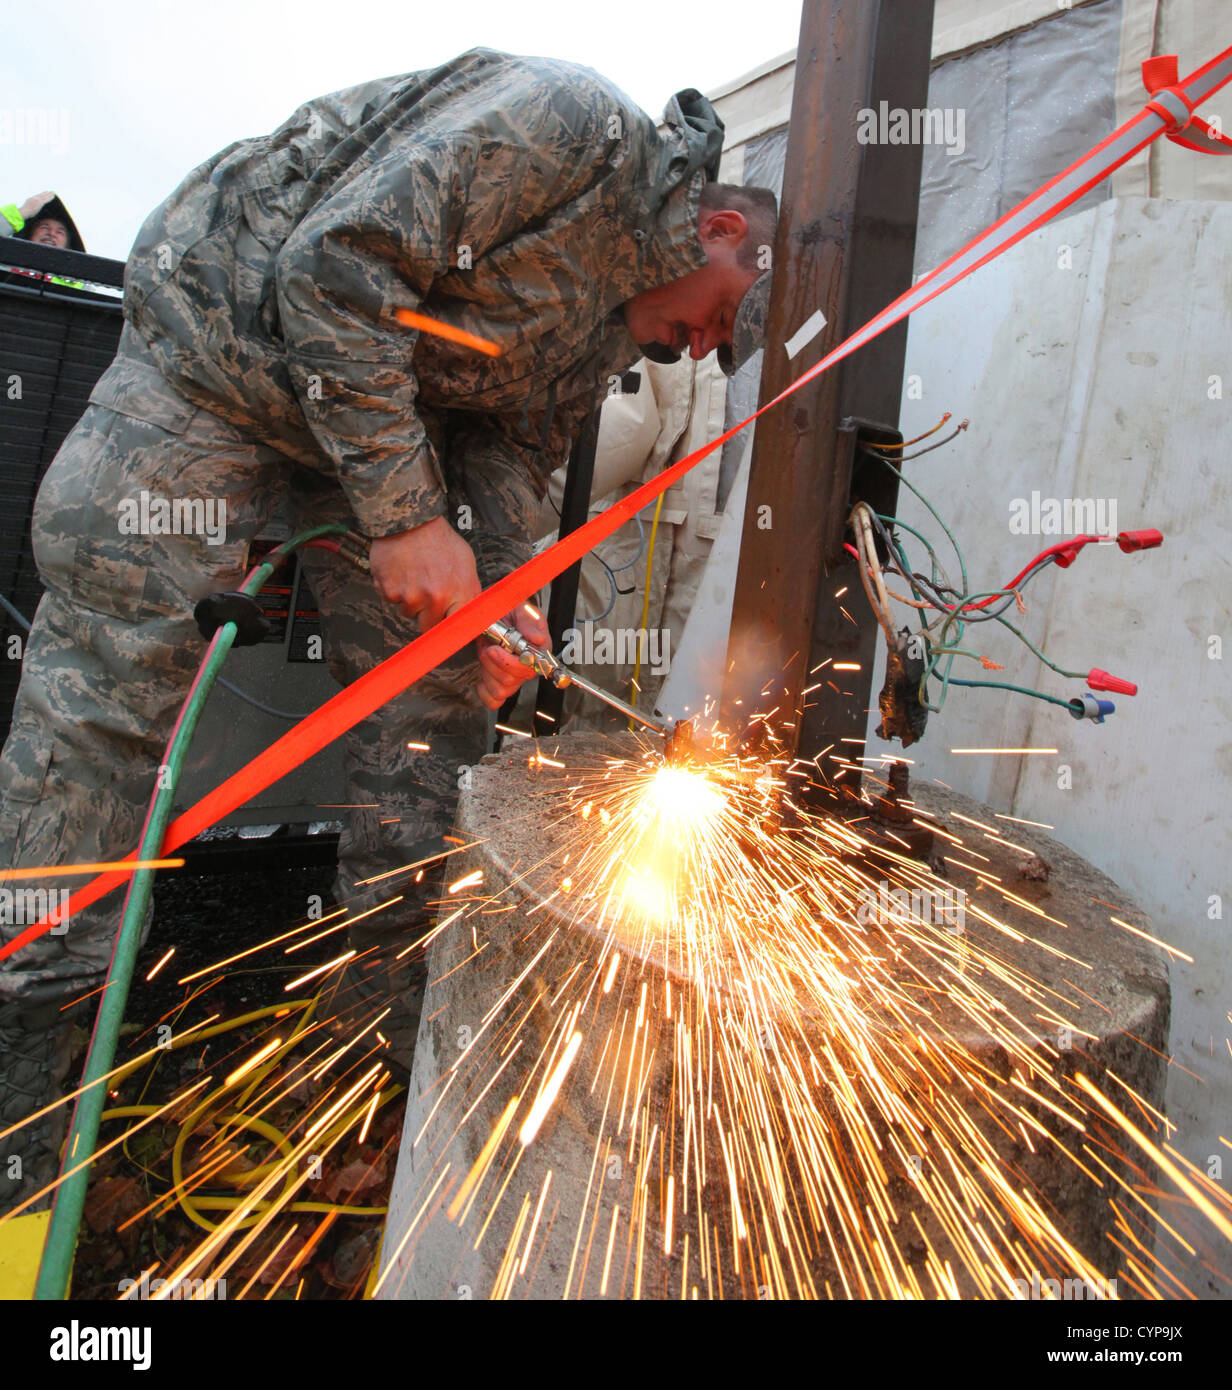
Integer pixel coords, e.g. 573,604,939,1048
325,528,686,757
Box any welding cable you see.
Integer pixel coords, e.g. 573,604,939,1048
118,1000,316,1177
105,995,397,1232
34,523,353,1300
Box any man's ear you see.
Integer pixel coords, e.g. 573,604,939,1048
699,208,749,247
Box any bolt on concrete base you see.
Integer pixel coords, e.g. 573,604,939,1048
376,732,1169,1300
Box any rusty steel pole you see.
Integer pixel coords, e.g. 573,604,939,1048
721,0,935,795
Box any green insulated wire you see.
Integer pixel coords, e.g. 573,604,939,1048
944,677,1074,710
992,613,1087,680
35,525,349,1300
873,454,967,594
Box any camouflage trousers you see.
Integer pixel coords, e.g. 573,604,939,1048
0,327,506,1012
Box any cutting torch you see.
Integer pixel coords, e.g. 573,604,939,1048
484,616,684,746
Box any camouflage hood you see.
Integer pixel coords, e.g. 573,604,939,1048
124,49,725,538
659,87,725,190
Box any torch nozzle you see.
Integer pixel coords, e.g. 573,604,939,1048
663,718,695,765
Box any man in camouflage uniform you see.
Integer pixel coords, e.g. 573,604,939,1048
0,47,775,1215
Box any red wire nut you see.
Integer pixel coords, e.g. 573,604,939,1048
1050,539,1088,569
1088,669,1138,696
1051,529,1163,569
1116,528,1163,554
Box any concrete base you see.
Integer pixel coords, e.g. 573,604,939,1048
377,732,1169,1300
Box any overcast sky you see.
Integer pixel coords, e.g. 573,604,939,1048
1,0,802,260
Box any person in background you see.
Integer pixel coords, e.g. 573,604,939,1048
0,191,87,288
524,348,731,729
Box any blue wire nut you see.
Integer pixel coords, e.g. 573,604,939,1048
1068,691,1115,723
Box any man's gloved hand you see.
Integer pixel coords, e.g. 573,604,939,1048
369,516,481,629
476,604,549,711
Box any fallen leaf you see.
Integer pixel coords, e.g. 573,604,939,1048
320,1158,384,1203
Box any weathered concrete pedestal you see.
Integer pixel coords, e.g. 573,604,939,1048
377,733,1169,1300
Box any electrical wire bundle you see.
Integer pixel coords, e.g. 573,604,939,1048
847,415,1160,729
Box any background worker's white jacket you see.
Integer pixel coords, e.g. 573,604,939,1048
531,352,727,726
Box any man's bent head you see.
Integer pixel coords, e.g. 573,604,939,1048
624,182,777,372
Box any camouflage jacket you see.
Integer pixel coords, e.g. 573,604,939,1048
124,48,724,540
